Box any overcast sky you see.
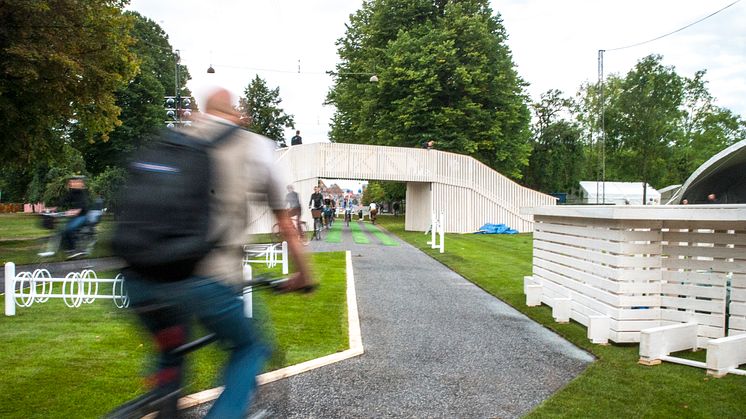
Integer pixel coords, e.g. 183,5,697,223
128,0,746,145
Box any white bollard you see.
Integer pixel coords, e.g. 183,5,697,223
430,212,437,248
588,315,610,345
439,212,445,253
281,241,289,275
525,284,542,307
552,297,571,323
242,264,253,318
5,262,15,316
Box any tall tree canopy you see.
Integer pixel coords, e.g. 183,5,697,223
238,75,295,147
327,0,531,178
577,54,745,199
524,90,584,194
76,11,189,174
0,0,138,166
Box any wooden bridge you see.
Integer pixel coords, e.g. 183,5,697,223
249,142,554,234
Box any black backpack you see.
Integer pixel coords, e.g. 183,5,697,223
112,125,239,281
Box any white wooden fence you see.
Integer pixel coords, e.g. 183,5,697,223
249,143,555,234
523,205,746,344
522,205,746,376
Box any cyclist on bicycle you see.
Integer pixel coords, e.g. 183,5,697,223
342,197,353,226
61,176,90,253
369,201,378,224
286,184,302,236
308,186,324,238
323,195,335,229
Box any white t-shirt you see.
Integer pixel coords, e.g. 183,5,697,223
369,202,377,210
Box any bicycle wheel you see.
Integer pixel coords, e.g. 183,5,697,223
314,218,322,241
298,222,310,245
271,223,282,244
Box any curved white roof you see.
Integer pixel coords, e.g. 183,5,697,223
668,139,746,204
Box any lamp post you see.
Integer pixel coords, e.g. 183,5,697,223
164,49,193,128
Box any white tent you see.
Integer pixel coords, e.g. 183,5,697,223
579,181,661,205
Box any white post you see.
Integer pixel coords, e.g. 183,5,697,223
430,212,437,248
282,241,289,275
5,262,16,316
242,264,253,318
438,211,445,253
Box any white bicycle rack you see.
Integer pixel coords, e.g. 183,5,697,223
4,262,129,316
243,241,289,275
426,211,445,253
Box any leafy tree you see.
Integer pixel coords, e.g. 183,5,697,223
524,90,584,193
667,71,746,185
0,0,138,166
89,166,127,210
361,182,386,205
327,0,531,179
76,11,190,174
238,75,295,146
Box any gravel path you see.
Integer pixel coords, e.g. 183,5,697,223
186,221,593,418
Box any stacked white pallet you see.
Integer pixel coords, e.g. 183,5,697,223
660,222,744,347
532,216,663,343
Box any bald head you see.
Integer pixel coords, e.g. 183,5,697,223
205,88,240,123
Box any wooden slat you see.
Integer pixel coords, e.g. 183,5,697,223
661,271,729,286
729,318,746,332
663,231,746,246
663,220,746,230
534,265,660,308
730,288,746,301
534,256,660,295
536,222,661,242
662,244,746,260
660,283,726,299
730,302,746,316
535,239,660,269
534,230,661,254
662,257,746,272
660,309,724,327
660,296,724,313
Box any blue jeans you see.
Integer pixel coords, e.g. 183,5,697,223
125,273,269,419
62,215,87,250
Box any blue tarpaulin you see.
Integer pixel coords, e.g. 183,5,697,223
474,223,518,234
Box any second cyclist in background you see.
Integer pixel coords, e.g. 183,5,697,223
309,186,324,240
323,195,335,230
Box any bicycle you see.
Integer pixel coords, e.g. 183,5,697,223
37,211,100,260
105,274,316,419
344,210,352,227
310,208,323,241
271,219,309,245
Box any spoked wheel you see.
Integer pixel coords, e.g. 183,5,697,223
298,222,310,245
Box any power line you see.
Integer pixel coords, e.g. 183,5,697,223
606,0,741,52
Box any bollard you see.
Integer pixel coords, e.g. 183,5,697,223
588,315,610,345
525,284,542,307
552,297,571,323
439,212,445,253
282,241,289,275
5,262,15,316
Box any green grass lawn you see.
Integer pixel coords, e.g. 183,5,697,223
0,252,348,418
376,216,746,418
0,213,114,265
